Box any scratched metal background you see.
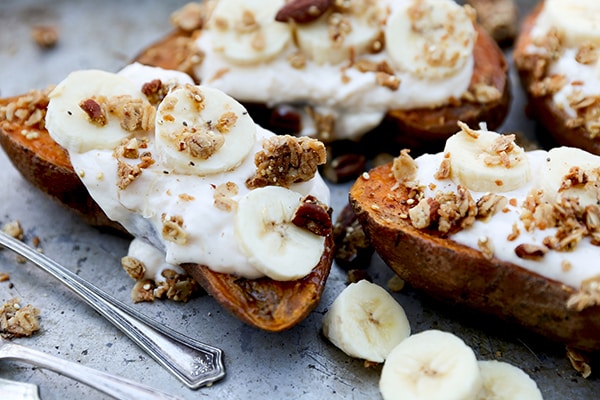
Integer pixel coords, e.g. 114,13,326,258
0,1,598,399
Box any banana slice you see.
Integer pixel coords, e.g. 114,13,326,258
379,329,482,400
541,0,600,47
234,186,326,281
538,146,600,207
444,123,531,193
295,0,384,65
154,85,256,175
46,69,148,153
321,280,411,363
208,0,292,65
476,360,543,400
385,0,476,80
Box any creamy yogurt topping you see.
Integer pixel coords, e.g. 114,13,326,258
64,64,330,279
193,0,476,140
528,3,600,118
414,150,598,289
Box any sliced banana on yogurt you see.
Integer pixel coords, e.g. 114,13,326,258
295,0,384,65
540,0,600,47
154,85,256,175
379,329,483,400
538,146,600,206
444,123,531,193
322,280,411,363
385,0,476,80
234,186,326,281
46,69,151,153
208,0,292,65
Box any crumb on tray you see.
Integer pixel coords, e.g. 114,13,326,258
0,298,41,339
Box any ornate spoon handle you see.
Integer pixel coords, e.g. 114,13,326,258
0,341,183,400
0,230,225,389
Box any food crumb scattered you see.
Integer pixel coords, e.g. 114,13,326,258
1,220,24,240
0,298,41,339
31,25,59,48
387,275,405,292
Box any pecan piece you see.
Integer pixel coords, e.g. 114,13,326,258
275,0,333,24
80,98,107,126
291,195,332,236
514,243,548,260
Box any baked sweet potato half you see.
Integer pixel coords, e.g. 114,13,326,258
514,1,600,155
0,90,334,333
349,162,600,353
134,9,510,156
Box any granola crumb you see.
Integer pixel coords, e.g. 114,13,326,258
0,298,40,339
31,25,59,48
387,275,405,292
1,220,24,240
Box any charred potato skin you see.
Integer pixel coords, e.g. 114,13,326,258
514,2,600,155
0,98,334,333
349,163,600,352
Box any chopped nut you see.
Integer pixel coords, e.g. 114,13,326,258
2,220,23,240
575,42,599,65
291,195,332,236
567,274,600,312
347,269,372,284
31,25,59,48
333,204,374,270
566,346,592,378
131,279,156,303
275,0,333,23
476,193,508,220
170,1,213,31
161,214,188,245
213,181,239,212
387,275,405,292
121,256,146,280
477,236,494,260
514,243,548,260
392,149,418,183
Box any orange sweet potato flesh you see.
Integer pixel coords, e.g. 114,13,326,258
0,95,334,332
135,24,510,154
349,163,600,352
514,2,600,155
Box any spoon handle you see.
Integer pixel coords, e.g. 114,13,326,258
0,230,225,389
0,341,183,400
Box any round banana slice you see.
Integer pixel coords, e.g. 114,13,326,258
477,360,543,400
322,280,411,363
46,69,148,153
379,330,482,400
444,124,531,193
385,0,476,80
154,85,256,175
234,186,326,281
541,0,600,47
208,0,292,65
538,146,600,207
295,0,384,65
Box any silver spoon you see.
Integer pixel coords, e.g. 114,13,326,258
0,230,225,389
0,338,183,400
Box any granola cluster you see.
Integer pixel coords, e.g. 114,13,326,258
0,298,40,339
122,256,200,303
246,135,327,188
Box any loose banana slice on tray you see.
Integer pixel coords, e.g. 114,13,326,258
379,330,482,400
477,360,543,400
322,280,411,363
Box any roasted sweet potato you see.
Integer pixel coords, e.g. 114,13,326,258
349,163,600,352
514,1,600,155
135,24,510,156
0,92,334,333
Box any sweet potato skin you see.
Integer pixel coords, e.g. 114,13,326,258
0,95,334,332
349,163,600,352
514,1,600,155
135,25,510,155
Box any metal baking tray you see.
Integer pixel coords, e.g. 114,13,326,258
0,0,597,398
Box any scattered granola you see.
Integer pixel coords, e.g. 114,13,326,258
567,274,600,312
1,220,24,240
0,298,40,339
0,88,51,132
566,346,592,379
170,1,215,32
31,25,59,48
213,181,239,212
161,214,188,245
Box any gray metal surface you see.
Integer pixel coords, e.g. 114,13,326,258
0,0,597,399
